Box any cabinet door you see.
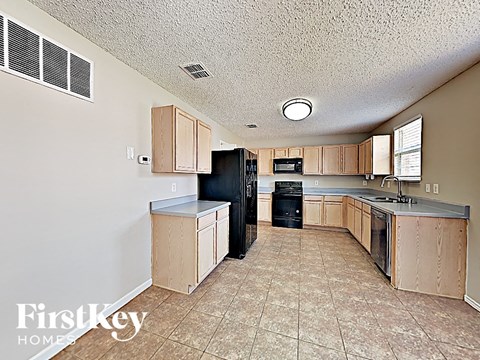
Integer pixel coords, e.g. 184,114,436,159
322,145,341,174
274,148,288,158
347,204,355,233
258,149,274,175
288,147,303,158
196,120,211,173
304,201,323,225
365,138,373,174
197,223,216,282
175,109,197,172
216,216,229,262
258,199,272,222
303,147,322,175
354,207,362,241
358,143,365,174
323,202,343,227
342,144,359,174
362,212,371,253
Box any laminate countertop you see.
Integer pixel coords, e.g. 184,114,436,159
151,200,230,218
258,187,469,219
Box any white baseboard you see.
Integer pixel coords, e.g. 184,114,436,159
30,278,152,360
465,295,480,312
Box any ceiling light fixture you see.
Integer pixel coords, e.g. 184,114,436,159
282,98,312,121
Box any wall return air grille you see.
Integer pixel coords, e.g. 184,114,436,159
0,12,93,101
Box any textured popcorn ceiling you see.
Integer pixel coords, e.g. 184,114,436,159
29,0,480,139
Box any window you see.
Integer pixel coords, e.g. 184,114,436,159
394,115,422,181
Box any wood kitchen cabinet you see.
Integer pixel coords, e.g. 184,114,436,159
361,135,391,175
347,198,355,234
258,193,272,222
303,146,322,175
274,147,303,159
353,200,362,241
196,120,212,173
152,105,211,174
322,146,341,175
341,144,359,174
152,206,230,294
303,195,344,228
274,148,288,158
361,204,371,253
258,148,274,176
323,196,344,227
303,196,323,226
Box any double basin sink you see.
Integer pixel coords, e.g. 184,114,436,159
360,195,399,203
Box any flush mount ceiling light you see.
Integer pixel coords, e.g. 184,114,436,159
282,98,312,121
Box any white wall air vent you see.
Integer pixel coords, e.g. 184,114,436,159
180,62,212,80
0,11,94,101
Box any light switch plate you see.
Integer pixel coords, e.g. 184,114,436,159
425,184,431,193
433,184,439,194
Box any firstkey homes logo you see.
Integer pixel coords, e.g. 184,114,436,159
17,303,148,346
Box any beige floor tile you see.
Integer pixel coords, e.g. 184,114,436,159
224,296,265,326
142,302,189,337
259,303,298,338
329,281,366,302
386,331,444,360
236,280,270,302
339,320,395,360
200,353,224,360
142,286,173,302
68,327,119,360
193,289,235,317
169,310,222,351
250,329,298,360
100,329,165,360
51,350,81,360
333,298,377,327
395,290,443,314
435,341,480,359
205,319,257,359
151,339,203,360
120,293,161,314
346,354,371,360
209,275,243,295
299,291,336,317
298,341,347,360
369,303,426,338
299,311,344,352
266,284,299,310
164,287,207,310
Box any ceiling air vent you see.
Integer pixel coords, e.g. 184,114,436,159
180,62,212,80
0,11,94,101
245,124,258,129
0,15,4,67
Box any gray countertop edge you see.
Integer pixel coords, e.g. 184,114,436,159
151,200,231,218
257,187,469,219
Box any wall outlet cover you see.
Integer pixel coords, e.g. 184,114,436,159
171,183,177,192
314,180,319,186
433,184,439,194
425,184,431,193
126,146,135,160
362,180,367,186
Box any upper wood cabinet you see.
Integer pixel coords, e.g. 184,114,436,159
341,144,359,174
361,135,391,175
274,147,304,159
358,142,366,174
303,146,322,175
322,145,341,174
152,105,211,174
258,148,274,176
196,120,212,173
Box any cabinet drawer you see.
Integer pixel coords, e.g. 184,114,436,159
304,195,324,201
258,193,271,200
324,195,343,203
347,197,355,206
197,212,216,230
362,203,371,214
217,207,229,220
354,200,363,209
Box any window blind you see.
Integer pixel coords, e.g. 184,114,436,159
394,116,422,181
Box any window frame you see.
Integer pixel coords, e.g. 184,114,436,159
393,114,423,182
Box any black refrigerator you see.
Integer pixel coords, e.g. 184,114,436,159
198,148,257,259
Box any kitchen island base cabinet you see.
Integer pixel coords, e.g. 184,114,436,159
152,207,229,294
392,216,467,299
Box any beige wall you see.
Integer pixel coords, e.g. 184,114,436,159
369,62,480,304
246,134,369,188
0,1,242,359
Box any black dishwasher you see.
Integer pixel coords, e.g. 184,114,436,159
370,208,392,277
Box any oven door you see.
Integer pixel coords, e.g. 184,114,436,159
272,193,303,229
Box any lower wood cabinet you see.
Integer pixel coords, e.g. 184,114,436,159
347,202,355,234
354,206,362,240
303,195,344,228
304,197,323,226
258,194,272,222
361,205,371,253
152,206,229,294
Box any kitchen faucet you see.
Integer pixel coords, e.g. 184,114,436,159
381,175,404,201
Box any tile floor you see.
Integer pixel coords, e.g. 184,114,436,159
54,225,480,360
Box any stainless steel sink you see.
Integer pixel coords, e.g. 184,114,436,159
360,196,397,203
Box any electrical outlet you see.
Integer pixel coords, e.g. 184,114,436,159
433,184,439,194
425,184,431,193
362,180,367,186
126,146,135,160
171,183,177,192
314,180,319,186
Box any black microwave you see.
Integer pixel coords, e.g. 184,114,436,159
273,158,303,174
